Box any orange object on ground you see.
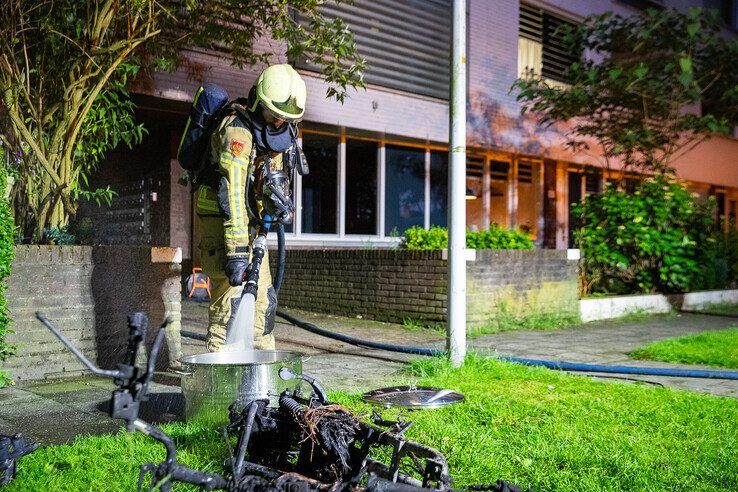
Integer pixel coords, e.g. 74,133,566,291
188,267,211,299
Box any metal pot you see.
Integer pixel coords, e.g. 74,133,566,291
178,350,303,424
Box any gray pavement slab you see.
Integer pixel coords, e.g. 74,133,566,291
8,411,118,444
0,383,121,443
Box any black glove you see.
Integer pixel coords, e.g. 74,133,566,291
224,256,248,287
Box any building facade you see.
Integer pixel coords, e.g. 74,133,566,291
81,0,738,266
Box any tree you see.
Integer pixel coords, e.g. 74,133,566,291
0,151,14,386
513,7,738,175
0,0,365,239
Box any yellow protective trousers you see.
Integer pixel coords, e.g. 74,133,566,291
196,186,276,352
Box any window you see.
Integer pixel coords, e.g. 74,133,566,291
345,139,378,234
295,0,451,99
490,161,509,227
301,133,338,234
518,162,533,184
290,131,454,239
384,145,425,235
584,168,602,195
722,0,738,30
466,156,484,231
517,161,541,236
519,3,578,84
430,150,448,227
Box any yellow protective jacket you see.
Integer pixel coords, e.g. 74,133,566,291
198,112,284,258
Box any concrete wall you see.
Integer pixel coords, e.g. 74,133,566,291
580,294,673,322
681,289,738,310
274,249,579,326
578,289,738,321
466,250,579,326
4,246,182,382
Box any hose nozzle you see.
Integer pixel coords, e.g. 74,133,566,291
278,367,328,403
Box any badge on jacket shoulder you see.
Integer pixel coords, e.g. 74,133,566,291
230,139,245,157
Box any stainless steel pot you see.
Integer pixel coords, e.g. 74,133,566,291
178,350,303,424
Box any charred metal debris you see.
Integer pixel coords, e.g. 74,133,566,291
0,433,38,485
34,312,531,492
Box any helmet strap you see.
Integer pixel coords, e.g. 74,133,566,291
246,87,259,113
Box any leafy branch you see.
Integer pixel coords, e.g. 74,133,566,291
1,0,366,238
513,7,738,175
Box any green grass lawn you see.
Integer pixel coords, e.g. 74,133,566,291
5,422,226,491
403,310,580,337
7,356,738,491
630,327,738,369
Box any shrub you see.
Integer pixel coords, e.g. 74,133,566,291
573,176,714,295
402,225,534,250
700,227,738,290
42,226,76,245
40,217,96,246
467,224,534,250
0,163,15,386
70,217,96,245
403,226,448,250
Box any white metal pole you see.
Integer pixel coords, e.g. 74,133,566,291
424,148,431,230
338,131,346,237
295,135,303,237
448,0,467,367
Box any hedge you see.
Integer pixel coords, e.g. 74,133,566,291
402,225,534,250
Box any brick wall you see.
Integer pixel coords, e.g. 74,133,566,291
466,250,579,326
274,249,579,326
4,246,182,382
275,250,447,323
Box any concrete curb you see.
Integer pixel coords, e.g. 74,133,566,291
580,289,738,322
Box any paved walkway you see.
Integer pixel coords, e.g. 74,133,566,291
2,302,737,445
471,313,738,397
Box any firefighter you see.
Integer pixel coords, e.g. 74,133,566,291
195,64,307,351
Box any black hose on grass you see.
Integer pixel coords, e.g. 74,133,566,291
275,310,443,356
181,305,738,380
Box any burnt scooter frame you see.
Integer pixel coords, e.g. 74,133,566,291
220,367,451,490
35,312,463,491
36,312,229,491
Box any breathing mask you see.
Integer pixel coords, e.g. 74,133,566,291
261,169,294,225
